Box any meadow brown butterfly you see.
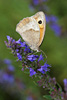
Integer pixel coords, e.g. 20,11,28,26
16,11,46,52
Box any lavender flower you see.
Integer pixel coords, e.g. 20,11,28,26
29,68,36,77
0,60,15,84
50,23,61,36
7,35,11,41
38,53,44,62
32,0,47,5
62,79,67,100
38,62,51,74
4,59,11,65
27,55,39,62
46,15,58,23
16,39,27,48
7,35,15,42
5,36,63,100
46,15,61,36
17,53,22,61
63,79,67,92
7,65,15,72
2,73,14,83
33,0,39,5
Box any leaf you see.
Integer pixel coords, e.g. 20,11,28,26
43,95,53,100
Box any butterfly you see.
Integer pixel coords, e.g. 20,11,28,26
16,11,46,52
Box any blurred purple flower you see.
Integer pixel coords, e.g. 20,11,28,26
7,35,15,42
2,73,14,83
50,23,61,36
46,15,61,36
27,55,39,62
7,65,15,72
63,79,67,86
38,54,44,62
29,68,36,76
24,45,31,53
33,0,39,5
16,38,21,44
46,15,58,23
63,79,67,92
17,53,22,61
16,49,19,52
26,96,33,100
38,62,51,74
4,59,11,65
7,36,11,41
33,0,47,5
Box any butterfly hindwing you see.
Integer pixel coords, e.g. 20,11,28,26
16,17,40,50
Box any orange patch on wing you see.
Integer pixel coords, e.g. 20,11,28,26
39,28,44,46
18,18,30,28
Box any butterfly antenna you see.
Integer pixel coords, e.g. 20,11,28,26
27,49,47,58
40,49,47,58
33,51,38,55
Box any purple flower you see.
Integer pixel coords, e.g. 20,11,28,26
4,59,11,65
38,54,44,62
33,0,47,5
16,38,27,47
29,68,36,76
63,79,67,86
22,42,27,47
21,68,24,71
16,39,31,53
16,49,19,52
17,53,22,61
50,23,61,36
63,79,67,92
7,35,15,43
46,15,58,23
7,65,15,72
16,39,26,47
16,38,21,44
38,62,51,74
24,45,31,53
2,73,14,83
7,36,11,41
27,55,39,62
33,0,39,5
46,15,61,36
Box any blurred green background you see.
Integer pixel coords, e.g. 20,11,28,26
0,0,67,100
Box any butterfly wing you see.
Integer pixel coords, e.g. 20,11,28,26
33,11,46,46
16,17,40,51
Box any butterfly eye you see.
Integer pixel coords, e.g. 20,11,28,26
38,20,42,24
